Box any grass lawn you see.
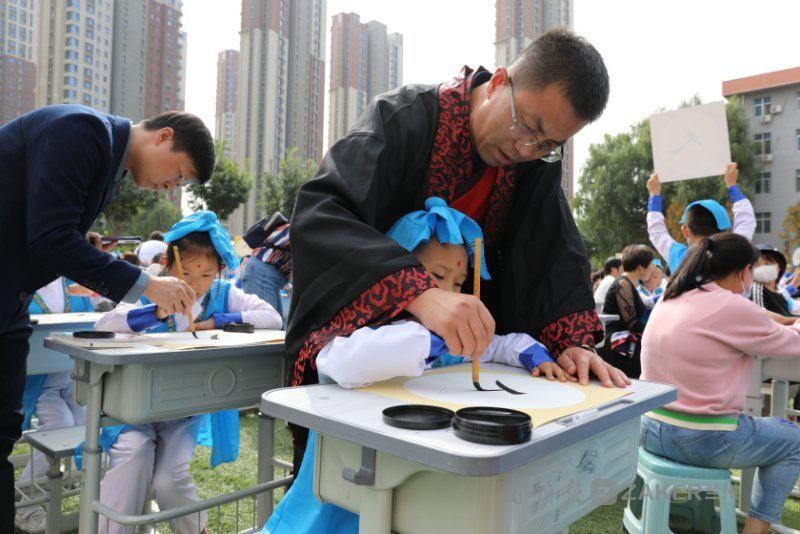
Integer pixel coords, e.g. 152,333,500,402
14,412,800,532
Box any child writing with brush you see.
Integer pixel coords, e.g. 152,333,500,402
93,211,281,534
264,197,567,533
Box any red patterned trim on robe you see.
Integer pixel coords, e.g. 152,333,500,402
426,66,516,243
290,266,436,386
538,310,604,360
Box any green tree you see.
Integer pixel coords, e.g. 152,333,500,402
574,96,757,266
188,146,252,220
781,201,800,256
259,147,317,219
100,179,160,234
127,198,183,238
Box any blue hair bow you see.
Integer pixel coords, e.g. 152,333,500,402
164,211,240,270
385,197,491,280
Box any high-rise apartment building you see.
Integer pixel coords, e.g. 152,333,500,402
230,0,326,235
215,49,239,159
0,0,38,125
328,12,403,145
36,0,115,112
110,0,186,122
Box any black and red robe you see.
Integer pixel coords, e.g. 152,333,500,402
285,67,603,469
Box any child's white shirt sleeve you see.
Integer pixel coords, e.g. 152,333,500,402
731,195,756,241
94,301,141,333
646,210,676,261
316,321,431,389
226,286,283,329
469,333,550,368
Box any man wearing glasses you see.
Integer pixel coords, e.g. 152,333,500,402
285,29,628,473
0,106,214,530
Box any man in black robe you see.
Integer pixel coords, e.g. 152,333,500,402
286,28,630,471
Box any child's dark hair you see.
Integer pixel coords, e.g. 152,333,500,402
603,257,622,276
663,233,759,301
166,231,223,269
685,204,721,237
621,244,654,272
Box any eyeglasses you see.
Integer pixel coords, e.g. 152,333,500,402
508,77,563,163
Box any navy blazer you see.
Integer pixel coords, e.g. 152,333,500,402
0,105,143,330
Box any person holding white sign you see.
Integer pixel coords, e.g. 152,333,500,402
646,162,755,273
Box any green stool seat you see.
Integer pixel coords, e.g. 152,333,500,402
623,447,737,534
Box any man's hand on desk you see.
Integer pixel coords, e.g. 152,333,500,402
557,346,631,388
405,287,495,361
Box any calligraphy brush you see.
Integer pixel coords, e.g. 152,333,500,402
470,239,522,394
172,246,198,339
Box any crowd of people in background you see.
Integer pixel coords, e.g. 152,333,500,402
590,162,800,534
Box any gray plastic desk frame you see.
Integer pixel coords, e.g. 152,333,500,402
44,336,286,534
261,376,676,533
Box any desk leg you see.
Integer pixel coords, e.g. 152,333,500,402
45,455,63,534
771,379,790,419
257,413,275,527
358,487,392,534
740,358,765,514
78,362,106,534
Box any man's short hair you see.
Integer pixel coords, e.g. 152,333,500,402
510,28,609,123
621,245,654,273
141,111,215,185
149,231,164,241
603,257,622,276
684,204,722,237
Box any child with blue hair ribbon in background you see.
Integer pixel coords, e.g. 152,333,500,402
92,211,282,534
646,163,755,273
264,197,567,534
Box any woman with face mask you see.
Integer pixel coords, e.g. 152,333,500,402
641,233,800,534
752,245,795,317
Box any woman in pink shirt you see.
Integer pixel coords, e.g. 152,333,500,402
641,233,800,534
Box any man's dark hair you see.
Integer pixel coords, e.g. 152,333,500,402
621,244,654,273
510,28,609,123
149,231,164,241
685,205,722,237
141,111,215,185
603,257,622,276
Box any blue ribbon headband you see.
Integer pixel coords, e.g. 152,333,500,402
679,200,731,231
164,211,240,271
385,197,491,280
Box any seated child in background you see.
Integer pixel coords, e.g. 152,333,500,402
15,278,94,533
264,197,565,534
646,162,755,273
752,244,796,317
92,211,282,534
637,258,666,324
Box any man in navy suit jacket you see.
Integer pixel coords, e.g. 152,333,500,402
0,104,216,528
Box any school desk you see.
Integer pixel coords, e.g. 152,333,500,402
260,363,676,534
28,313,103,375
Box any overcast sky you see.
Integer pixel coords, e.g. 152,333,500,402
182,0,799,186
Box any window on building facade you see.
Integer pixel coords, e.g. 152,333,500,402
795,169,800,192
756,212,772,234
754,132,772,155
754,96,772,117
755,171,772,194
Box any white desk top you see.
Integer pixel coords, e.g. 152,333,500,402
261,364,676,476
44,329,285,365
30,312,103,332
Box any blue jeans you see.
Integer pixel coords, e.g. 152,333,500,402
640,414,800,524
241,259,287,327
